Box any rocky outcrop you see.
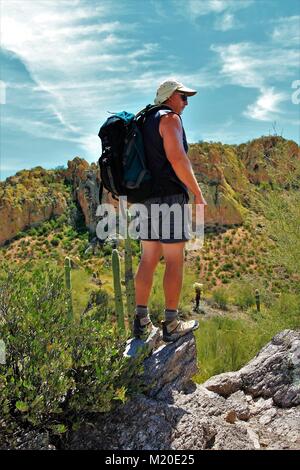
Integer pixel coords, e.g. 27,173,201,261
205,329,300,407
68,330,300,450
65,158,102,234
0,197,67,246
237,136,300,185
188,137,300,227
0,168,67,246
189,145,251,226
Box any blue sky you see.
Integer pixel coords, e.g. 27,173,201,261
1,0,299,180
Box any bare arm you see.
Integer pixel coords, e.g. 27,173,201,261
159,113,207,204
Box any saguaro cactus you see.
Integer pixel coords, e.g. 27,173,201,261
64,257,73,320
112,249,125,332
193,282,204,313
255,289,260,312
124,210,135,329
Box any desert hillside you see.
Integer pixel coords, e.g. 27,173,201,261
1,135,299,450
1,135,299,246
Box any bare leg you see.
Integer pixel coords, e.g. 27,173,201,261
161,242,186,310
135,241,163,306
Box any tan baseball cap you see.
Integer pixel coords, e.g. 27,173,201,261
154,79,197,105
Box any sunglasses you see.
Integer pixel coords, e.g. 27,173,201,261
177,93,188,103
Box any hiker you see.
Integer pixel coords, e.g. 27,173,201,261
133,79,207,343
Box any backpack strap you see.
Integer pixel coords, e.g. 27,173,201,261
135,104,174,120
99,181,119,204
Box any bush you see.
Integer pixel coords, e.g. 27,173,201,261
65,227,79,240
229,281,256,310
15,231,27,240
62,240,72,250
211,286,229,310
28,227,38,237
50,238,60,247
0,263,144,442
102,244,113,257
84,289,113,322
194,292,300,384
221,262,234,272
37,223,51,236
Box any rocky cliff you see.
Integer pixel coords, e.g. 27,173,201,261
188,136,300,226
68,329,300,450
0,167,68,246
65,157,102,234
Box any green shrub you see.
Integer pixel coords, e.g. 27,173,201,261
62,239,72,250
56,214,68,227
211,286,229,310
194,288,300,384
28,227,38,237
102,244,113,257
0,263,144,441
85,289,113,322
221,262,234,272
65,228,77,240
38,223,52,236
50,238,60,247
229,281,256,310
15,231,27,240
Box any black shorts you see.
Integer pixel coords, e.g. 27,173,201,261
138,193,191,244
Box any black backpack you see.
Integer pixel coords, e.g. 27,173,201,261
98,105,160,204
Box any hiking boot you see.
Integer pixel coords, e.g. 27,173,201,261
133,315,156,341
162,318,199,343
125,317,161,358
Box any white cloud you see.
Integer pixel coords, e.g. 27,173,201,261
78,134,101,161
244,88,288,121
183,0,253,19
186,0,228,16
0,0,166,160
46,105,81,133
214,13,242,31
185,0,253,16
210,41,298,122
2,115,80,143
270,16,300,47
211,42,299,88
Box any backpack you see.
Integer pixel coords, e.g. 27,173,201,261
98,104,160,204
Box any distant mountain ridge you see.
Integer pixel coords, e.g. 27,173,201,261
0,136,299,246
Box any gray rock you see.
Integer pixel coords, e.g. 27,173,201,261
212,424,255,450
142,333,198,401
68,330,300,450
124,327,162,359
204,329,300,407
204,371,242,397
226,391,250,421
16,431,55,450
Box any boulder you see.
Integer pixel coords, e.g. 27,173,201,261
68,329,300,450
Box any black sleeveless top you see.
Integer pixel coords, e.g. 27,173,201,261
142,105,189,199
